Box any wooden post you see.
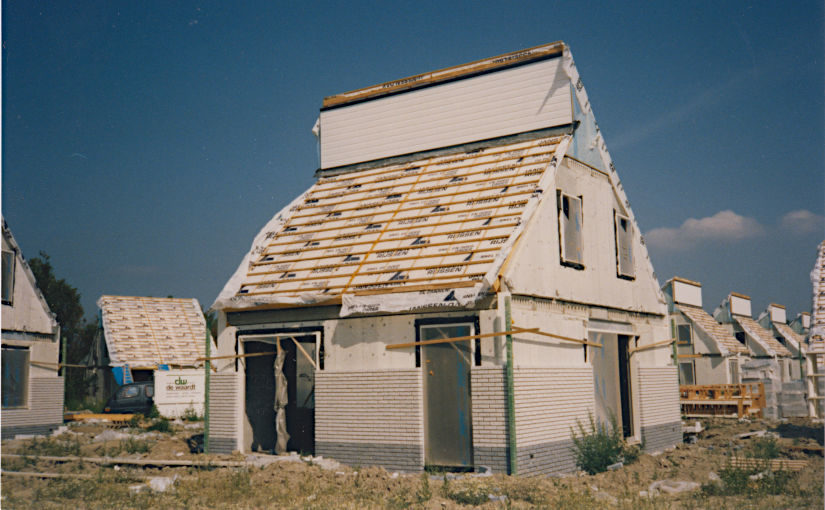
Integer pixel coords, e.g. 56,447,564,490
505,296,517,475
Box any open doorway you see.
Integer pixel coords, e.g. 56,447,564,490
588,332,634,438
243,333,318,455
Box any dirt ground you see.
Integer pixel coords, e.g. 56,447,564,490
1,416,823,509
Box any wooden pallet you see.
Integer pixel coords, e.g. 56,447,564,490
63,413,135,427
679,383,766,418
729,457,808,472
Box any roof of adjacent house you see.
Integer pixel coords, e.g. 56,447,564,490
676,304,749,355
734,315,793,357
773,322,805,353
217,134,570,312
97,295,206,367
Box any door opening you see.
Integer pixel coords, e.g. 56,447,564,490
589,331,634,438
243,334,317,455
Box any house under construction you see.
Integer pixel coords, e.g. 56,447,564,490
662,277,749,386
207,42,681,475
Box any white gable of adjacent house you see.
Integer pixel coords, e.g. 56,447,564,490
1,221,58,336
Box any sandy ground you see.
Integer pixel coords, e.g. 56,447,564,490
1,416,823,509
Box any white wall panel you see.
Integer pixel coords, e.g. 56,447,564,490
320,58,572,169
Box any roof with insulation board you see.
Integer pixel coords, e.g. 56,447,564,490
98,295,206,367
216,135,570,314
676,304,748,355
773,322,805,353
734,315,793,358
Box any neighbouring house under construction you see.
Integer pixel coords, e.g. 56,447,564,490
1,219,64,438
758,303,806,380
208,42,681,475
713,293,793,380
662,277,749,386
91,295,207,417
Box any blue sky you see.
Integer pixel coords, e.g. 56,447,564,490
3,1,823,321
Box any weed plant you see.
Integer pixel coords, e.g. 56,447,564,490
571,412,638,474
181,406,202,422
20,436,81,457
147,416,171,433
749,436,780,459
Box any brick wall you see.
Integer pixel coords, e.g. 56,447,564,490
208,373,240,454
637,366,682,452
315,369,423,472
471,367,509,473
514,367,594,475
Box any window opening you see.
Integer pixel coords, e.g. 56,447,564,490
677,324,692,345
2,250,15,305
2,345,29,408
557,191,584,268
679,361,695,385
728,359,740,384
614,211,635,279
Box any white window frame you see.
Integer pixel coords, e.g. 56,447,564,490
614,211,635,279
557,191,584,268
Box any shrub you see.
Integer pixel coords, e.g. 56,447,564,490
571,412,636,474
147,404,160,419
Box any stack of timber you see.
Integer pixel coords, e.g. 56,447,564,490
679,383,766,418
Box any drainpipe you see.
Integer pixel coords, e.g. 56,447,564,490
504,295,517,475
204,323,211,454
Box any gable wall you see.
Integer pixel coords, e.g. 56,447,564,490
503,159,665,314
1,234,56,336
320,58,573,169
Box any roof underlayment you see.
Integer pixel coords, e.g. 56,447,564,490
214,135,570,315
772,322,805,353
676,304,748,355
734,315,792,358
98,295,206,367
